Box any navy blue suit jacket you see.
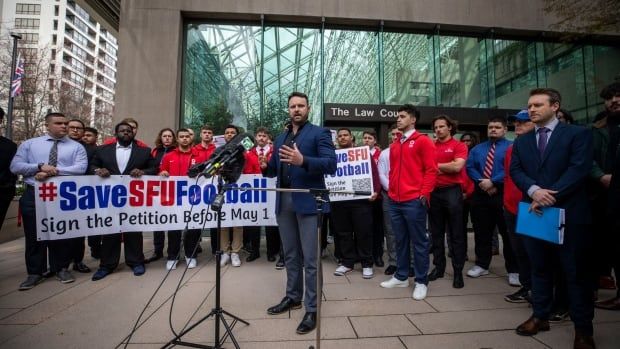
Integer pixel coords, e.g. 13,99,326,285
265,122,337,215
510,122,593,225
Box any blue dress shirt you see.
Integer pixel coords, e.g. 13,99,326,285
466,137,512,185
10,134,88,185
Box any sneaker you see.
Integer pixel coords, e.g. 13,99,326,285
56,269,75,284
275,258,285,270
380,276,409,288
231,253,241,267
186,258,197,269
220,253,230,267
504,287,530,303
334,265,352,276
412,283,428,300
508,273,521,287
166,260,178,271
549,310,569,323
467,265,489,278
362,267,374,279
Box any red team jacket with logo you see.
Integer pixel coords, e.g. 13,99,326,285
159,147,206,176
388,131,437,203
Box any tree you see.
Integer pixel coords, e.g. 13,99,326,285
543,0,620,35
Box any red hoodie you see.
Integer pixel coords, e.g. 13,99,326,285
192,143,216,164
503,145,522,215
388,131,437,203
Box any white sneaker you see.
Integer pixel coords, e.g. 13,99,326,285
412,283,428,300
380,276,409,288
166,260,177,271
467,265,489,278
186,258,197,269
508,273,521,287
231,253,241,267
362,267,374,279
220,253,230,267
334,265,352,276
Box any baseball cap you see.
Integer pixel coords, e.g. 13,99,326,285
508,110,529,122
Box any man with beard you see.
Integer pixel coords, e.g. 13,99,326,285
263,92,337,334
511,88,595,349
593,81,620,310
90,122,157,280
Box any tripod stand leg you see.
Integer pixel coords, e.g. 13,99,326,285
221,309,250,325
313,209,324,349
219,314,242,349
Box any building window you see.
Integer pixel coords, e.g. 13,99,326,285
16,4,41,15
14,18,40,29
20,32,39,44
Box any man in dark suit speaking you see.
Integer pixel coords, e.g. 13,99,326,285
261,92,337,334
89,122,157,281
510,88,595,349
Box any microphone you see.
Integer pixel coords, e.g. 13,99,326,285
187,133,254,179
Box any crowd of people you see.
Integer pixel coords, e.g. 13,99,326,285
0,82,618,347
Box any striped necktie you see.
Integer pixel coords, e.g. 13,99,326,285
48,139,60,167
483,142,496,179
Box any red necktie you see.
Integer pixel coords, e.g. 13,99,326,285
483,142,496,179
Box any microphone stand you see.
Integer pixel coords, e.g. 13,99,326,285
162,174,249,349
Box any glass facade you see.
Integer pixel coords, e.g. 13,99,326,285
182,22,620,134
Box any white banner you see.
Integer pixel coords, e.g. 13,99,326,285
34,175,277,240
324,146,374,202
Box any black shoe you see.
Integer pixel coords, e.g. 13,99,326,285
374,257,385,268
267,297,302,315
504,287,530,303
384,265,397,275
267,255,276,262
452,272,464,289
19,275,44,291
296,312,316,334
73,262,91,273
428,268,445,281
275,258,285,270
246,253,260,262
145,253,163,264
56,269,75,284
42,270,55,278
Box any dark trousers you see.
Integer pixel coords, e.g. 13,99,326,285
71,237,85,263
592,196,614,282
20,187,71,274
389,198,430,284
462,198,472,253
470,188,517,272
88,235,102,258
332,200,374,268
504,210,531,289
210,228,217,254
167,229,201,260
523,224,594,335
429,185,466,273
100,232,144,271
0,185,15,231
153,231,165,255
248,226,282,257
371,199,384,260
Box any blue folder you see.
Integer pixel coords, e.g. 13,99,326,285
515,202,565,244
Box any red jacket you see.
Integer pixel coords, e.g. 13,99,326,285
460,168,474,199
243,149,262,174
192,143,216,164
503,145,522,215
159,147,200,176
388,131,437,203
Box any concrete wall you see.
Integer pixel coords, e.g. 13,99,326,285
114,0,557,142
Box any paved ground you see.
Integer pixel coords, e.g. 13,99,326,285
0,231,618,349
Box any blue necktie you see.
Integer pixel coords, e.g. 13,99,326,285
537,127,550,156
